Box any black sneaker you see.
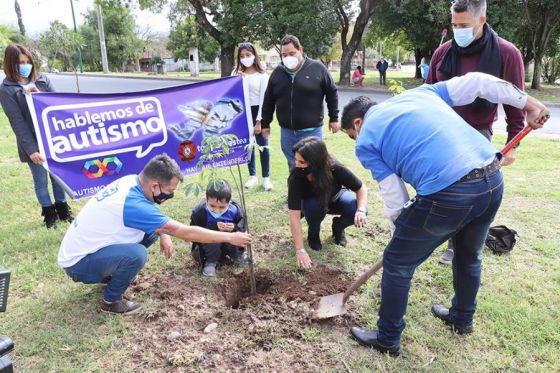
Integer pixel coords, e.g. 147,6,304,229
307,232,322,251
332,217,347,247
101,299,143,315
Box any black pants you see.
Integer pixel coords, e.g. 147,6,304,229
379,71,387,85
192,243,243,265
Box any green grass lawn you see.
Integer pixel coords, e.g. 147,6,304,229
0,110,559,371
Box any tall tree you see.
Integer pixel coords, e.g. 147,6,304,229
252,0,339,58
167,17,219,63
371,0,454,78
39,21,83,71
14,0,25,36
82,3,144,71
335,0,376,85
520,0,560,89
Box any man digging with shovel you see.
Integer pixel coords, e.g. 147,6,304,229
340,72,550,356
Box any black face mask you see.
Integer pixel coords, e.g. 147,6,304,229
296,167,311,176
153,184,174,204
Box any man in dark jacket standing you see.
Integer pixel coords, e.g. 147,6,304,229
261,35,339,170
376,57,389,85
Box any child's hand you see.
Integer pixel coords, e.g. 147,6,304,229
217,222,235,232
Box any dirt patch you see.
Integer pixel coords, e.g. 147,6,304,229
123,263,364,371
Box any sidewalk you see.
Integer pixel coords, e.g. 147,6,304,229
57,71,560,108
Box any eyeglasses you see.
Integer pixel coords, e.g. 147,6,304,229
238,42,253,48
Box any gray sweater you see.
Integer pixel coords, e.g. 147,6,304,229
0,73,55,162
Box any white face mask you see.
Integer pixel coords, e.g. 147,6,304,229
240,56,255,68
282,56,300,70
453,27,476,48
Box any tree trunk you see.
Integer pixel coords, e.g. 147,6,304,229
531,56,542,90
339,50,353,85
14,0,25,36
337,0,376,86
414,49,422,79
220,46,235,77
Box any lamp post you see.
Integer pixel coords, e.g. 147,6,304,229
69,0,84,73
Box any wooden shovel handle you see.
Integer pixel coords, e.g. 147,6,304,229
342,257,384,304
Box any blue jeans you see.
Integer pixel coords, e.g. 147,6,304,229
280,126,323,170
446,128,492,252
28,162,67,207
377,170,504,345
64,233,158,302
302,190,357,234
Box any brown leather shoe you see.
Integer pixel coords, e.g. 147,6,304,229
101,299,143,315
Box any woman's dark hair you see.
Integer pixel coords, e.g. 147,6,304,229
356,65,362,73
234,42,265,74
290,137,334,209
206,179,232,203
3,44,37,82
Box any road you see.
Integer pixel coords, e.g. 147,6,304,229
44,74,560,137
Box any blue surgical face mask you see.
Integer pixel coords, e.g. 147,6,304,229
207,203,228,219
18,64,33,79
453,27,476,48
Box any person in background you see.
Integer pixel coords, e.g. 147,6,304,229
190,179,252,277
352,65,365,87
376,57,389,86
0,44,73,228
418,58,430,83
427,0,526,265
261,34,339,170
232,42,273,191
287,137,368,269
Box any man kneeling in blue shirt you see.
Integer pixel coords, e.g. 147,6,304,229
341,72,550,356
58,154,252,315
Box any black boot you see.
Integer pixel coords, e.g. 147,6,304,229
332,216,353,247
307,231,322,251
42,206,58,229
55,202,74,222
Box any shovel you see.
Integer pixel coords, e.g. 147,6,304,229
314,257,383,319
312,123,542,319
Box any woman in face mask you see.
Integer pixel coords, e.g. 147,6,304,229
0,44,72,229
287,137,368,269
232,42,273,192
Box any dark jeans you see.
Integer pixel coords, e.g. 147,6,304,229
64,233,157,302
248,105,270,177
192,242,244,265
280,127,323,170
446,128,493,253
377,170,504,345
379,71,387,85
302,190,357,235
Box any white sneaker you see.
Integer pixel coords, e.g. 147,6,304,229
244,176,258,189
262,177,273,191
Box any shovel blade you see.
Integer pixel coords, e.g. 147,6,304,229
314,293,348,319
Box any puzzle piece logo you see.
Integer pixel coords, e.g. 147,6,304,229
83,156,123,179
